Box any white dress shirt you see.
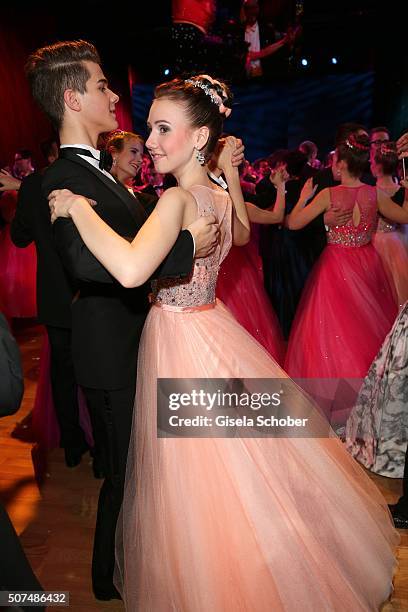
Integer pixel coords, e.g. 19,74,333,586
245,21,261,73
60,144,116,183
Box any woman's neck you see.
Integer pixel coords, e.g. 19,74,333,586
175,160,211,190
376,175,397,191
340,171,363,187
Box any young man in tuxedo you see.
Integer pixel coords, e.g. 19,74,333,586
10,141,98,472
26,40,220,600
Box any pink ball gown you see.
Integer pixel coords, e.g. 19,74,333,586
216,236,285,365
285,185,398,426
372,215,408,310
0,191,37,318
115,185,397,611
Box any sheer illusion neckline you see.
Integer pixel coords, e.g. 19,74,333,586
186,183,214,191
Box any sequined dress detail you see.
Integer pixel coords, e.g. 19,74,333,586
326,185,378,247
152,185,232,308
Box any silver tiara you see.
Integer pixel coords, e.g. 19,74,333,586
184,79,221,106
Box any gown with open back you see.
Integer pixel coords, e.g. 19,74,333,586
114,184,398,611
285,185,398,426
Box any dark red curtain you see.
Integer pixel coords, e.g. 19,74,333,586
0,13,134,168
113,68,134,133
0,16,56,169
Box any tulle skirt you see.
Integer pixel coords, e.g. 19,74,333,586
115,299,398,612
217,244,285,364
284,243,398,425
0,225,37,318
372,229,408,309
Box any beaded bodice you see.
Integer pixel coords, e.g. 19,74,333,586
152,185,232,307
327,185,378,247
377,216,397,233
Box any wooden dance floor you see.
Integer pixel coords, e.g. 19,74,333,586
1,321,407,611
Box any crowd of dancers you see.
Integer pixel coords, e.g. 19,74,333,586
2,125,407,430
1,37,408,610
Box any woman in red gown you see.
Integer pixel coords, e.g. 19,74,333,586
285,134,407,427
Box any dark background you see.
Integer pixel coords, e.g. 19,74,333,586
1,0,407,165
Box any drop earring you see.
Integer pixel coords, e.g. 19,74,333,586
195,148,205,165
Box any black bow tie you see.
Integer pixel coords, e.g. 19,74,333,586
99,150,113,172
62,147,113,172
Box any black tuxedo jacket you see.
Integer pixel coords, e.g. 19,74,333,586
42,151,194,390
10,171,78,328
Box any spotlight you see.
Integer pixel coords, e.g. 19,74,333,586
164,68,170,76
301,58,308,67
331,57,338,65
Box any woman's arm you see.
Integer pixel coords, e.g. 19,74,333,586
246,170,287,224
50,186,188,288
377,187,408,224
223,166,250,245
0,170,21,192
248,37,287,60
287,181,329,230
401,180,408,211
246,200,283,224
404,191,408,212
216,138,250,245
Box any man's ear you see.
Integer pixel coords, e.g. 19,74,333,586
63,89,82,112
195,126,210,152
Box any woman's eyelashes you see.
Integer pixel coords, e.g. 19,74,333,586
146,124,170,135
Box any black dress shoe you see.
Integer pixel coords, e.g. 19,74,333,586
64,444,89,468
388,504,408,529
93,585,121,601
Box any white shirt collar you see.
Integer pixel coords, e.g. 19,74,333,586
208,171,228,191
60,144,100,160
60,144,117,183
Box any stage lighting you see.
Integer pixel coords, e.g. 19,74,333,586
331,57,338,65
301,58,308,67
164,68,170,76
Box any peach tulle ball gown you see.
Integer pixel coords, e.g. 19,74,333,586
114,185,398,611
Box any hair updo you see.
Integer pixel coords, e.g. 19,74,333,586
336,133,370,178
374,142,399,176
153,75,233,162
105,130,144,154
